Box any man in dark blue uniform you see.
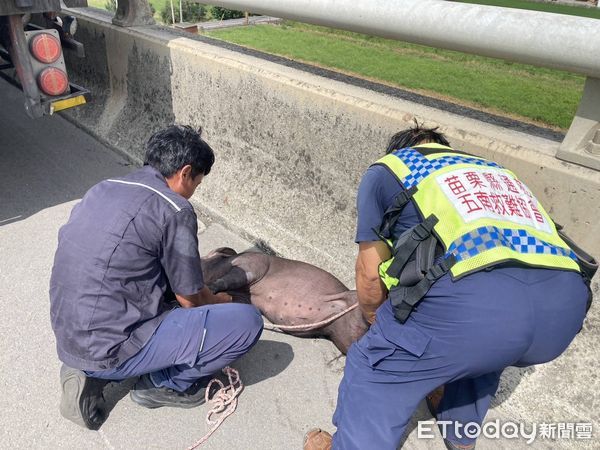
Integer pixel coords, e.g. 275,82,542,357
50,125,263,430
304,125,590,450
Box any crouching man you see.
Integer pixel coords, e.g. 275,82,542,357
50,125,263,430
304,124,593,450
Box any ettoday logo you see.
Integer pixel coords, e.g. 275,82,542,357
417,420,593,444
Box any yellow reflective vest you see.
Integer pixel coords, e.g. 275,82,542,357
377,144,580,290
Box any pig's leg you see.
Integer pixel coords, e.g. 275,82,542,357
207,254,271,306
322,291,370,355
207,253,267,293
207,266,251,294
207,247,238,257
201,248,238,285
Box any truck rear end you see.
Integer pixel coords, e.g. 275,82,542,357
0,0,90,118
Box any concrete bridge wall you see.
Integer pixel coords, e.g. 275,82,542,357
63,8,599,443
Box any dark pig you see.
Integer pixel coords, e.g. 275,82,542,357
201,247,369,354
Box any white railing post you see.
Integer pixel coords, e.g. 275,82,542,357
557,77,600,170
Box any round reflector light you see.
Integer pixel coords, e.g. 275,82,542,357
30,33,61,64
38,67,69,96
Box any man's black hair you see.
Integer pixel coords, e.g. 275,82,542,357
385,121,450,154
144,125,215,178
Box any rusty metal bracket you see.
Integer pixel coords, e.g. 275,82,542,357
6,14,44,118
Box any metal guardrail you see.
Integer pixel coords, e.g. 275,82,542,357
209,0,600,78
92,0,600,170
206,0,600,170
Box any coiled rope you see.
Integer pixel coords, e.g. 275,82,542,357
187,366,243,449
186,302,358,447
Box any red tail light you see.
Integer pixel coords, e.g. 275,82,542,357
38,67,69,96
30,32,62,64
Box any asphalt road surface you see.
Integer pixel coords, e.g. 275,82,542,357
1,78,535,449
0,78,350,450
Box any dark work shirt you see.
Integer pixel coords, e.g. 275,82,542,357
355,164,421,243
50,166,204,371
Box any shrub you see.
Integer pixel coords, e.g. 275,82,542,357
206,6,245,20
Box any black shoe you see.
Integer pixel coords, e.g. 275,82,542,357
59,364,110,430
129,374,208,409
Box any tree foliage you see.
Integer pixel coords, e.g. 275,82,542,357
160,1,206,24
157,2,246,25
206,6,245,21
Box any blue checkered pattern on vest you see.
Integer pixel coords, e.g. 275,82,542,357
447,226,578,263
392,148,501,189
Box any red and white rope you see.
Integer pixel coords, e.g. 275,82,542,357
187,366,243,449
186,303,357,447
263,302,358,332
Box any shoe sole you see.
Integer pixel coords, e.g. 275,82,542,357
59,365,107,430
304,428,323,447
303,428,333,450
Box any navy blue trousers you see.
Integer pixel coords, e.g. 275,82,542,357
88,303,263,391
332,267,588,449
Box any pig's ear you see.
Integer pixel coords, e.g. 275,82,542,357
209,247,238,257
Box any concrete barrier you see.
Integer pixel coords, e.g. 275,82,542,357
63,8,599,443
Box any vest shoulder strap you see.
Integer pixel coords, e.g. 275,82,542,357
373,185,418,240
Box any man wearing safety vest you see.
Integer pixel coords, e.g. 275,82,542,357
304,124,594,450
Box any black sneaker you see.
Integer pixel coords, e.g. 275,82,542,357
59,364,110,430
129,374,208,409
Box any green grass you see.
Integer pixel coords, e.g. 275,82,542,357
454,0,600,19
207,22,584,129
86,0,106,8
